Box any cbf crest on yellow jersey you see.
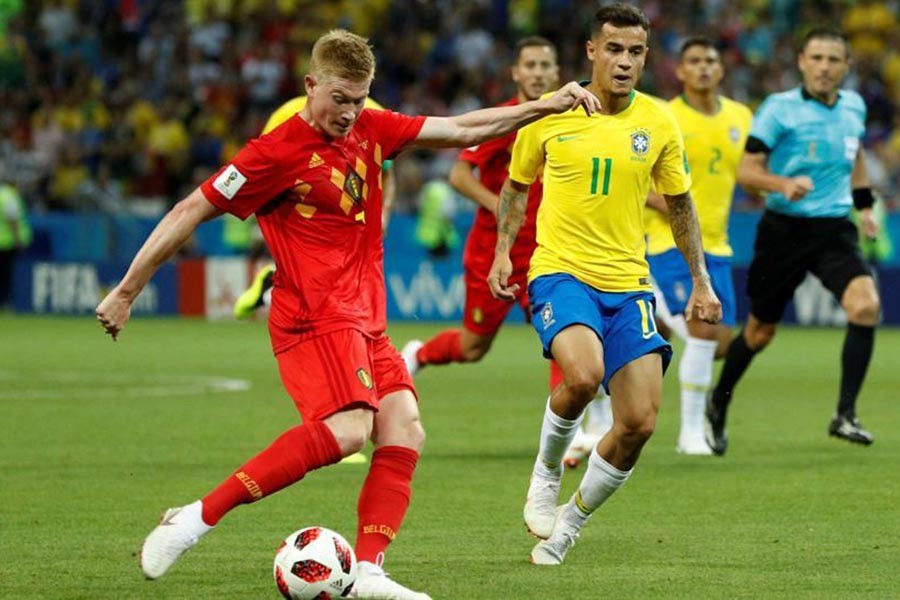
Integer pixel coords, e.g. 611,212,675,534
645,95,752,257
509,90,691,293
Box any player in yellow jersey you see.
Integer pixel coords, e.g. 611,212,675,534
233,95,397,320
487,4,722,565
644,38,753,455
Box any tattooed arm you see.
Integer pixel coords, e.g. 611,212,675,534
664,191,722,323
487,178,530,300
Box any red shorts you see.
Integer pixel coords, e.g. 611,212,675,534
276,329,416,422
462,259,531,336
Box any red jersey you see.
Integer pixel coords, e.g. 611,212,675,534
201,109,425,354
458,97,543,275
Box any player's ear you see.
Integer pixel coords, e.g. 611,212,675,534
304,74,317,97
585,39,595,61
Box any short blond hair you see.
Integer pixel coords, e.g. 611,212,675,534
309,29,375,82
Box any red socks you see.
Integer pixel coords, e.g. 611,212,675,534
549,359,564,390
355,446,419,564
201,421,342,525
417,329,465,366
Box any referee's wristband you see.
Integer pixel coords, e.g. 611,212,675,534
852,188,875,210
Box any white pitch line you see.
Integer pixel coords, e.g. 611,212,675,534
0,372,251,400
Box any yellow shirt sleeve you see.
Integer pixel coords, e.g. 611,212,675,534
508,119,545,185
651,116,692,196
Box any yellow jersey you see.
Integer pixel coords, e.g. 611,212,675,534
262,96,386,135
644,95,752,257
510,90,691,292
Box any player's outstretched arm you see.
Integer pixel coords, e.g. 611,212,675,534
487,178,529,301
664,191,722,324
738,151,814,202
449,160,500,215
96,188,223,340
411,81,600,149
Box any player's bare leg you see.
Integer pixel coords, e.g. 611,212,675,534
351,390,431,600
533,353,661,565
558,350,613,468
525,325,603,539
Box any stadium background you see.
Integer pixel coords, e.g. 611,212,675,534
1,0,898,322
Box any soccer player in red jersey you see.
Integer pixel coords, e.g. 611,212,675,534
95,30,600,599
401,37,612,464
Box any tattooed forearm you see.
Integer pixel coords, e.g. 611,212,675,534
665,192,710,282
495,178,529,254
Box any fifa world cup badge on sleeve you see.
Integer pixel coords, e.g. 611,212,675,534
214,165,247,200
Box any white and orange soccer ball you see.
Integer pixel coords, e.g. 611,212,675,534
273,526,358,600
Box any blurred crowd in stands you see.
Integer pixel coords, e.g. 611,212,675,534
0,0,897,219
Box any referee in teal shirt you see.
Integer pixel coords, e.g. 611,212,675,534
705,27,880,453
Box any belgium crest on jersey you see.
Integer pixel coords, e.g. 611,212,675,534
344,166,364,205
631,129,650,156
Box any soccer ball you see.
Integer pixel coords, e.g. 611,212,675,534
273,526,358,600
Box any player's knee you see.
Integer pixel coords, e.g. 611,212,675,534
404,418,426,452
744,325,775,350
461,343,489,362
337,426,370,456
616,415,656,448
325,410,373,456
565,367,603,403
846,294,880,325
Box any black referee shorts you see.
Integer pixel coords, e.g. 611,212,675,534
746,210,872,324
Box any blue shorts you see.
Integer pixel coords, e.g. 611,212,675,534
647,249,736,327
528,273,672,392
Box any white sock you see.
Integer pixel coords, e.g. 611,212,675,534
678,336,718,439
573,448,631,516
536,397,583,476
584,392,613,436
184,500,215,534
262,288,273,307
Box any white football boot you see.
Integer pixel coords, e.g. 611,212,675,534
349,561,432,600
140,500,213,579
523,467,562,539
530,499,586,566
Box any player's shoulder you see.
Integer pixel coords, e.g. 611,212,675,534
719,96,753,121
633,91,679,129
838,89,866,112
759,87,803,111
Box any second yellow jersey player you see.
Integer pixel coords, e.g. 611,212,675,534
645,95,752,258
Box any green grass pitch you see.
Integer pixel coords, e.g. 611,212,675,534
2,314,898,598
